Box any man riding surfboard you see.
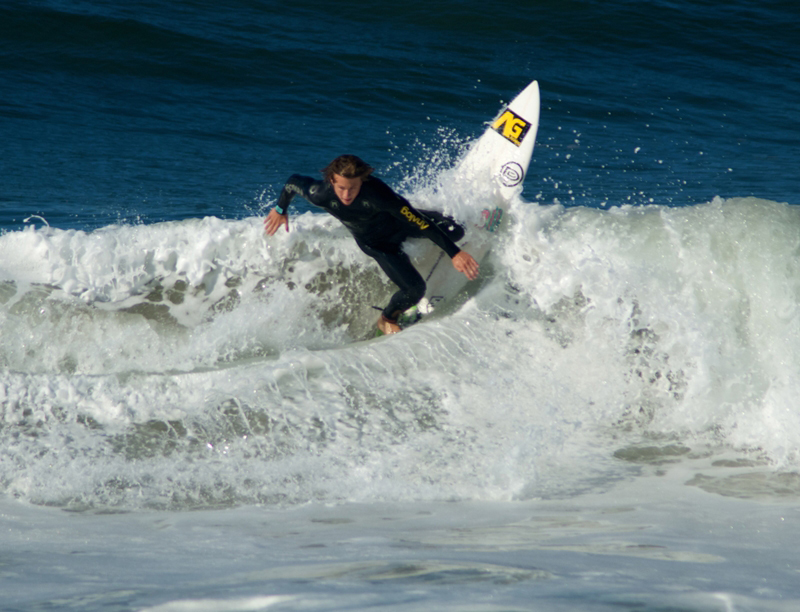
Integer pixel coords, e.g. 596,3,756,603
264,155,479,335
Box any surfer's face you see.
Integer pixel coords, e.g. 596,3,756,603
330,174,362,206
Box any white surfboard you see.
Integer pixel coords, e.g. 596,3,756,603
400,80,540,326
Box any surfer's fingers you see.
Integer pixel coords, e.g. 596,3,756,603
452,251,479,280
264,210,288,235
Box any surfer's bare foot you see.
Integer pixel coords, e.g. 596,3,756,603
377,315,401,335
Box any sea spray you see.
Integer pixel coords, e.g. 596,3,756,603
3,196,800,510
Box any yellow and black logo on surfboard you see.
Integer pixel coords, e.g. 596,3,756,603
491,109,530,147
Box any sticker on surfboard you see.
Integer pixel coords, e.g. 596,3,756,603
491,109,532,146
498,161,525,187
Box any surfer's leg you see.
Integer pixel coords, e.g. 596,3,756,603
376,251,426,320
357,241,425,327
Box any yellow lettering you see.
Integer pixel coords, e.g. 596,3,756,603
491,110,530,146
400,206,429,230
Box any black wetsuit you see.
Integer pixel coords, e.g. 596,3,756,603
275,174,464,321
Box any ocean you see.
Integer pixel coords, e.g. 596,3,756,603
2,0,800,610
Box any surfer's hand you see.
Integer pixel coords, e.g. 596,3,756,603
452,251,479,281
264,209,289,235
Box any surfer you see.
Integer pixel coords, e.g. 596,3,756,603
264,155,479,334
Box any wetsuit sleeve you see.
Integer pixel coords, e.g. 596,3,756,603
374,181,462,258
274,174,322,214
404,203,462,258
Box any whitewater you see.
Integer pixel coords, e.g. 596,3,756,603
4,175,800,609
4,186,800,609
4,189,800,490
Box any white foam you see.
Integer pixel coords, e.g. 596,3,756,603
140,596,294,612
2,196,800,510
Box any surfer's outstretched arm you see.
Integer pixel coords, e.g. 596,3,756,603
452,250,479,281
264,208,289,235
265,174,322,236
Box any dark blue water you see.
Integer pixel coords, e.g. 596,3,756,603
2,0,797,232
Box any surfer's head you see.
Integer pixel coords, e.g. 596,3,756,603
324,155,373,206
323,155,373,183
329,173,362,206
